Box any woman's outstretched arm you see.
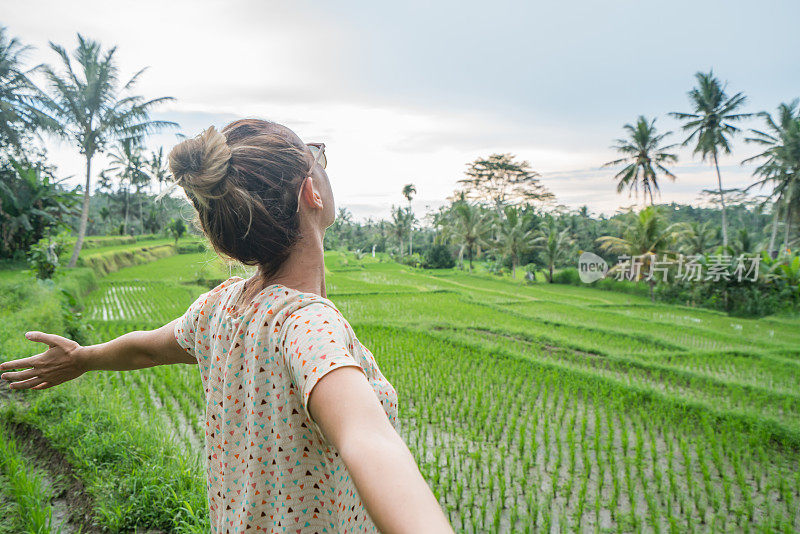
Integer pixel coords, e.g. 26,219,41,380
308,366,455,534
0,321,194,390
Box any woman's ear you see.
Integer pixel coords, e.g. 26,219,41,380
309,177,324,208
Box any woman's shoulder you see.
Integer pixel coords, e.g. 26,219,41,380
202,276,246,303
213,275,246,293
274,293,353,341
280,292,347,323
189,276,245,316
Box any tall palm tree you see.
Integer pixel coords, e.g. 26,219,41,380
771,178,800,254
147,147,171,193
493,205,536,279
36,34,177,266
132,163,152,235
402,184,417,254
670,70,753,247
604,116,678,206
389,205,414,258
597,206,689,301
402,184,416,205
533,216,575,283
146,147,171,228
743,100,800,256
107,138,149,235
0,26,60,151
445,198,493,272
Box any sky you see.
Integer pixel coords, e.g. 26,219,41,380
5,0,800,220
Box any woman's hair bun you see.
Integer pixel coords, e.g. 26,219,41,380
168,125,232,206
166,118,308,280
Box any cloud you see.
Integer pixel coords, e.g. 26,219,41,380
3,0,797,223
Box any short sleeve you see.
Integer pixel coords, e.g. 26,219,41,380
173,276,242,361
173,289,210,360
279,301,367,442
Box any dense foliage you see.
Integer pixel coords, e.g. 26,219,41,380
0,25,797,321
0,157,78,260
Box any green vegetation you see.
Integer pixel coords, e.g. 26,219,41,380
603,115,678,207
669,71,753,247
3,377,209,532
76,240,176,277
0,19,799,534
2,249,797,532
0,418,62,533
3,23,799,318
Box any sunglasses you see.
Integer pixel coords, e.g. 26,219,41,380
296,143,326,213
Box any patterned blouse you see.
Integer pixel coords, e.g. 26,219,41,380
174,276,399,533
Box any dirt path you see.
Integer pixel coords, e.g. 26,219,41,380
0,380,103,534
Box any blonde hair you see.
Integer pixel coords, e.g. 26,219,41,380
168,119,312,278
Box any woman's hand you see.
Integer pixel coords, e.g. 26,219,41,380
0,331,86,390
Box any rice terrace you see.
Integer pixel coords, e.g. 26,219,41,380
0,238,798,533
3,2,800,533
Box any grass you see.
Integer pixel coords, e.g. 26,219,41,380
0,419,57,533
103,251,253,284
3,381,209,533
0,247,799,532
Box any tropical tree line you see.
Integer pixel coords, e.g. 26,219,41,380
78,142,187,237
0,26,177,264
606,70,799,256
324,149,796,315
1,23,796,314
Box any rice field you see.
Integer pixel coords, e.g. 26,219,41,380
78,251,800,533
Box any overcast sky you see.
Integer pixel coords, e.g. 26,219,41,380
5,0,800,220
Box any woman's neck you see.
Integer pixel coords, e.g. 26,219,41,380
247,230,327,300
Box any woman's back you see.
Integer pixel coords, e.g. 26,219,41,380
175,276,399,533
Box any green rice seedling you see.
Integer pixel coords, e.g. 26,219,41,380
10,248,796,532
542,507,552,533
0,421,55,534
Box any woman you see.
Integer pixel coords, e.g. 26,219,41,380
0,119,454,533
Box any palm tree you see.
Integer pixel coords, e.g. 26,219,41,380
402,184,417,254
680,221,716,255
604,116,678,206
597,206,689,301
533,217,575,283
389,205,414,257
147,147,171,193
107,138,149,235
445,198,493,272
36,34,177,266
132,165,152,234
0,26,59,152
775,183,799,254
730,228,755,257
402,184,416,205
670,70,753,247
146,147,171,228
743,100,800,256
493,205,536,279
99,206,111,233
